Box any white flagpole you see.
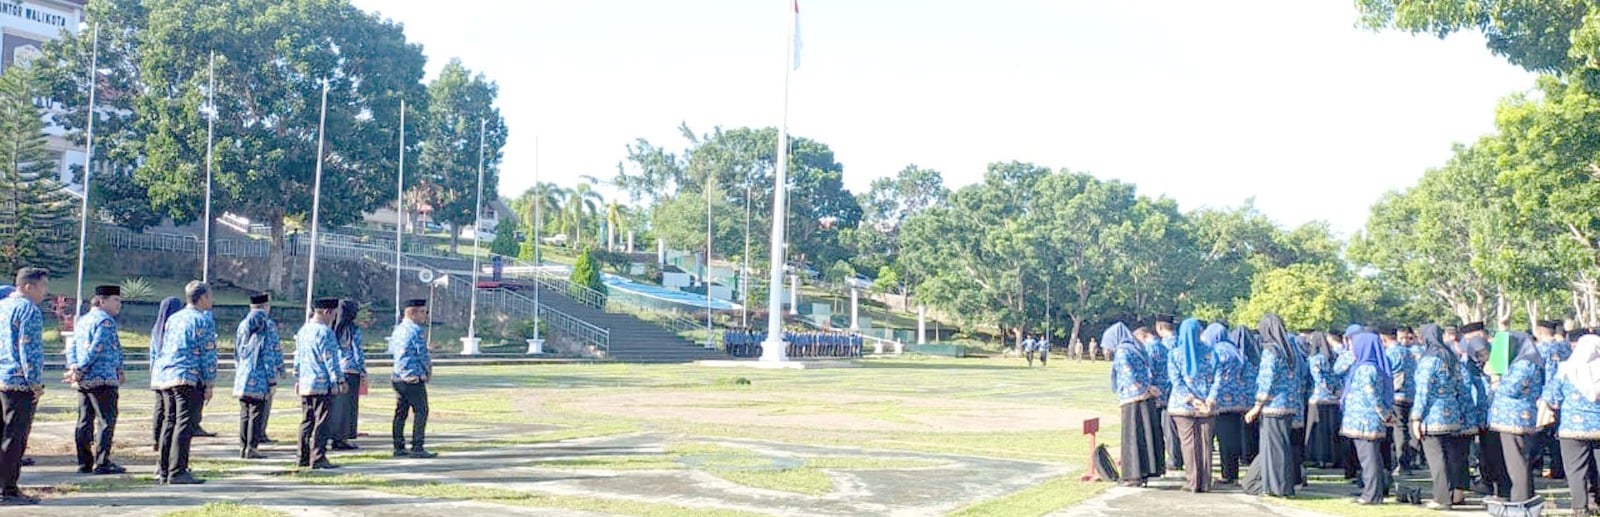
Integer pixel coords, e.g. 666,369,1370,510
467,119,486,348
533,135,540,341
706,167,714,348
202,52,216,284
304,80,330,320
760,0,797,362
72,23,99,321
394,99,406,323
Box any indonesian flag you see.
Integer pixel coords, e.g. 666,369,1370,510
791,0,802,70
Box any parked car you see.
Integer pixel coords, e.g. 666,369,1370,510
845,274,873,290
785,262,820,280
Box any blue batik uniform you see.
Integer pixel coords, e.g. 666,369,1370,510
1458,361,1490,434
152,308,216,390
1387,345,1416,404
263,319,285,385
1544,373,1600,440
0,294,44,391
1333,350,1354,377
1410,353,1466,436
294,322,343,395
1341,364,1393,441
232,309,278,400
388,320,431,383
1540,339,1573,386
1144,337,1171,402
1255,347,1300,418
1308,353,1342,404
340,327,366,377
1489,358,1544,436
68,308,123,388
1209,349,1252,414
1167,345,1215,417
1113,342,1155,405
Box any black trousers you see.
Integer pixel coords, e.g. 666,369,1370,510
1479,430,1511,498
298,394,332,465
74,386,118,469
1501,432,1537,503
1561,438,1600,513
239,397,266,448
1392,401,1415,470
1214,412,1244,482
1290,423,1307,486
392,381,429,451
329,373,360,442
0,390,36,496
158,385,202,477
1422,435,1468,507
151,389,165,448
262,385,275,438
1354,438,1390,504
1163,410,1184,470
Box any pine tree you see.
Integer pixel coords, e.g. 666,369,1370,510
0,65,74,274
569,247,608,305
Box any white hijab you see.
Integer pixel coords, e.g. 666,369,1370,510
1560,335,1600,402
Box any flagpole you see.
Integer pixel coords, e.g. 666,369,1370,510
72,23,99,321
202,52,216,284
533,135,541,342
466,119,486,351
394,99,406,323
304,80,330,320
760,0,797,362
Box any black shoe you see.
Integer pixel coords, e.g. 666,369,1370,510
76,465,93,474
92,464,126,475
408,449,436,459
393,449,409,457
331,442,358,451
242,449,264,460
311,461,339,470
296,461,309,468
260,436,277,444
194,428,218,438
167,471,205,485
19,458,33,466
0,494,38,506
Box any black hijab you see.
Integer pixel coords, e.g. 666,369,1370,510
1511,331,1543,368
1258,313,1297,370
1419,323,1459,373
1307,331,1333,359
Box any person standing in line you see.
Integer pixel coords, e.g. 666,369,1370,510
1206,323,1250,485
152,281,217,485
296,298,346,470
1167,318,1216,493
1490,331,1546,506
260,303,285,445
1305,332,1344,468
0,269,47,505
67,285,126,475
1233,327,1264,466
1459,333,1509,500
233,293,278,459
1536,320,1572,480
329,301,365,450
1381,326,1419,477
1109,322,1164,487
1242,313,1300,497
1342,331,1394,506
1541,334,1600,517
1413,322,1470,511
149,297,182,452
389,299,436,458
1153,315,1184,472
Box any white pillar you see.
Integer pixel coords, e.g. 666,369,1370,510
657,238,666,267
788,274,799,315
849,288,859,330
918,305,927,344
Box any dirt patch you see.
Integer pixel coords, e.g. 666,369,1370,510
566,391,1105,433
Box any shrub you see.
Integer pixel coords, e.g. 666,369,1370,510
119,277,154,301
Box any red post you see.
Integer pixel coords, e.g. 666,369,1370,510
1079,417,1101,482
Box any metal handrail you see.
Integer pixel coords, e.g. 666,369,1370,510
396,255,609,355
499,256,717,343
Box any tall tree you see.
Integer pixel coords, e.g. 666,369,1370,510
1355,0,1590,74
564,182,602,246
419,58,507,254
0,66,75,274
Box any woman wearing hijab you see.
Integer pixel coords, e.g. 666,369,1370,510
1459,334,1510,500
1206,323,1251,485
1233,327,1264,465
149,297,184,452
1342,331,1395,505
1305,332,1344,468
1108,322,1164,486
1542,334,1600,516
1288,332,1313,487
1413,323,1470,510
1243,314,1300,497
1490,331,1547,505
329,300,364,450
1167,318,1216,493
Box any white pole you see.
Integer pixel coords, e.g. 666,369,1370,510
850,288,859,330
202,52,215,284
760,0,797,362
304,81,330,320
72,23,99,321
788,274,798,316
706,169,714,348
532,135,540,341
394,99,406,323
465,119,486,353
742,146,752,330
918,305,927,344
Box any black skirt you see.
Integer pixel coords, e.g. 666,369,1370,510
1244,414,1297,497
1306,402,1341,466
1121,398,1166,480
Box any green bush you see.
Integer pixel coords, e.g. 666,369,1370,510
569,247,609,306
513,318,548,340
119,277,155,301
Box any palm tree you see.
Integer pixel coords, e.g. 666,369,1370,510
604,200,627,251
520,182,566,238
566,182,602,246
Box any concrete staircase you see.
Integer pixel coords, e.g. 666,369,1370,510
525,283,722,363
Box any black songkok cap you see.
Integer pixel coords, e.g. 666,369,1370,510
1537,320,1561,331
93,285,120,297
403,299,427,308
313,298,340,310
1460,322,1486,334
249,293,270,305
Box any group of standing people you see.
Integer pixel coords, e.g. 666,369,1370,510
722,330,864,359
0,267,437,505
1110,312,1600,515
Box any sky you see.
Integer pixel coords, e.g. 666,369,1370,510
348,0,1536,237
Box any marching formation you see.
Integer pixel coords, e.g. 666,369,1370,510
722,330,864,359
1110,312,1600,514
0,267,437,506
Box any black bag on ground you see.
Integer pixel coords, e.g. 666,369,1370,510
1093,444,1119,481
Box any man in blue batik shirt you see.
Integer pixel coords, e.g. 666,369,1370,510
67,285,126,476
152,281,217,486
296,298,346,469
0,268,48,505
389,299,436,458
233,293,279,459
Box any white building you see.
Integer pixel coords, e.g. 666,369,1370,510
0,0,88,189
